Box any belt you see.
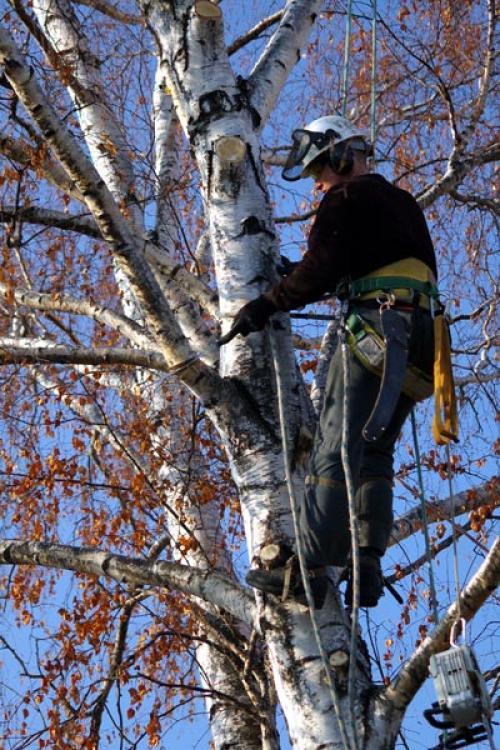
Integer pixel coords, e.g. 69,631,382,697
337,275,439,311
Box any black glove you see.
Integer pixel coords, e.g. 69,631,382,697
276,255,300,277
218,296,277,346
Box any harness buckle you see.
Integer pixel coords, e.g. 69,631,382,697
376,291,396,311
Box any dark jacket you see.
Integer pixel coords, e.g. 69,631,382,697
266,173,437,312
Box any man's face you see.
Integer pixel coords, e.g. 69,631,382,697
314,163,344,193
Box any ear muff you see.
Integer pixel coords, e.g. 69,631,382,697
329,141,354,175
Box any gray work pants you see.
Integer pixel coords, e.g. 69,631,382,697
301,305,434,568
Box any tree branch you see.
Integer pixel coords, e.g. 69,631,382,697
0,539,255,625
385,521,472,585
227,11,284,56
0,202,220,319
448,190,500,215
0,339,168,371
390,481,498,547
29,0,142,224
248,0,322,126
0,29,206,376
0,284,150,346
0,204,100,237
0,135,84,200
74,0,143,24
384,537,500,712
417,143,500,209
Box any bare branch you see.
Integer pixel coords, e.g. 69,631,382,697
384,537,500,712
0,29,205,375
227,11,284,56
448,190,500,215
390,481,498,547
385,521,472,585
0,203,220,320
449,297,498,325
144,242,219,319
74,0,143,24
0,539,255,625
29,0,141,220
275,208,318,224
417,142,500,209
248,0,322,126
0,204,100,237
455,371,499,387
462,0,496,140
0,339,167,371
0,284,149,346
0,135,83,200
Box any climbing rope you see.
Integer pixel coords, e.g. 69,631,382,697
339,321,362,750
370,0,378,157
341,0,354,116
410,409,441,625
268,327,353,750
445,442,462,621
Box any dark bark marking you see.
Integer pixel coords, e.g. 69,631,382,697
181,10,190,72
206,147,214,197
233,215,275,240
247,144,267,196
228,377,279,444
236,76,261,128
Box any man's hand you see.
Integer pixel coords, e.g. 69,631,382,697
276,255,300,277
218,296,277,346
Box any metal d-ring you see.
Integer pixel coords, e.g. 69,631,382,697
376,291,396,311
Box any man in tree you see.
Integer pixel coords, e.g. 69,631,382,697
222,114,438,608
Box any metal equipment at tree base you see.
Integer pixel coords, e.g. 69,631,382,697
426,715,493,750
425,624,496,749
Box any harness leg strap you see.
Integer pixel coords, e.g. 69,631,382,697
363,308,410,441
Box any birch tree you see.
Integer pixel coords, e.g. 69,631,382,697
0,1,498,748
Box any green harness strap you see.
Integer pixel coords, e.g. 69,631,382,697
337,275,439,300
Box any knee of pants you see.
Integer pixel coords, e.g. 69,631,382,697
360,447,395,483
301,480,351,567
357,477,394,554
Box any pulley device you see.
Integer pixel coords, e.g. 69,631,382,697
424,620,496,749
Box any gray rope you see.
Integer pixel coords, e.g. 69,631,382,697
410,409,440,625
370,0,378,159
339,325,361,750
268,328,352,750
445,443,462,620
341,0,354,116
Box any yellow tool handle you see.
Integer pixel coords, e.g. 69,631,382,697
432,314,459,445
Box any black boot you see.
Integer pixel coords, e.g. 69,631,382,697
344,549,384,608
246,555,328,609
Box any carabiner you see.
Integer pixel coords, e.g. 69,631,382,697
450,617,467,647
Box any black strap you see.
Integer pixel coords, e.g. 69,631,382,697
362,308,411,441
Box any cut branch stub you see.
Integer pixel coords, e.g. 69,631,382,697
260,543,289,569
194,0,222,20
215,136,247,164
329,650,349,670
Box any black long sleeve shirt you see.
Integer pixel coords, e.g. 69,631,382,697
266,173,437,312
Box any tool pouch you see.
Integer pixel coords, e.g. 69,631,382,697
432,313,459,444
345,311,434,403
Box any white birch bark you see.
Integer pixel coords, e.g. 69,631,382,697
1,2,497,749
143,4,366,748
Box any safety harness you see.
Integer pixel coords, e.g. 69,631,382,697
337,260,459,444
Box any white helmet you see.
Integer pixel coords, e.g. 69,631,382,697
282,115,371,181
